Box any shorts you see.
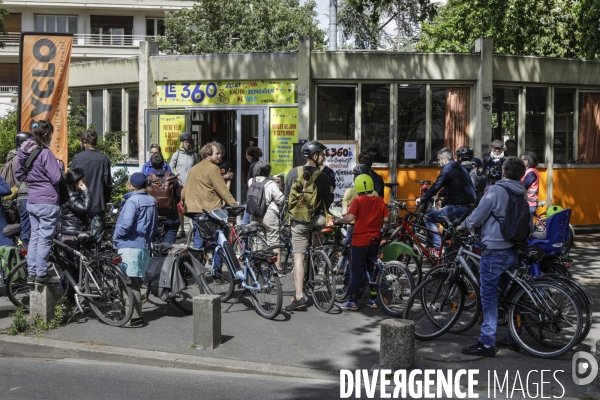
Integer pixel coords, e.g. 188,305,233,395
291,214,326,253
177,185,184,213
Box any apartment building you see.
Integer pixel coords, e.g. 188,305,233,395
0,0,192,161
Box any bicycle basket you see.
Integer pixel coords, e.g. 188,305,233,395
196,216,217,240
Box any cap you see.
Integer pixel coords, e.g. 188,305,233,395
491,140,503,148
130,172,147,189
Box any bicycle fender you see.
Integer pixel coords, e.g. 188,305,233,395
380,242,418,261
111,263,131,284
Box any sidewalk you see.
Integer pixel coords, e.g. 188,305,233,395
1,240,599,398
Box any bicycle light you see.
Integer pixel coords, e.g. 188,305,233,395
112,255,122,265
19,248,28,257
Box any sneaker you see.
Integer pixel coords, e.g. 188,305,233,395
496,338,520,352
127,317,143,327
461,342,495,357
340,300,358,311
27,275,36,285
367,299,379,309
177,230,186,239
284,297,307,311
35,274,60,285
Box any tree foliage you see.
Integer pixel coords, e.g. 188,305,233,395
416,0,594,58
0,0,10,49
159,0,326,54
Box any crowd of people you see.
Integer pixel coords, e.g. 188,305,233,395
1,121,542,333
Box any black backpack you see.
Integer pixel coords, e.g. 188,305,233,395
491,186,530,243
246,177,271,217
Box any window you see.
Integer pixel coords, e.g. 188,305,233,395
91,90,104,135
110,90,122,133
577,92,600,164
397,84,426,165
492,87,520,157
128,90,139,158
91,15,133,45
34,15,77,33
316,85,356,141
430,87,470,163
146,18,165,36
525,87,547,161
554,88,575,164
70,91,87,127
361,84,390,163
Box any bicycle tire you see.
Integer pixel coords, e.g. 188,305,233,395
84,260,134,327
329,248,350,301
232,231,268,258
562,224,575,255
508,281,582,358
402,272,466,341
171,260,204,314
198,248,235,302
248,259,283,319
6,260,29,309
264,244,294,297
397,253,423,286
308,249,335,313
447,272,482,334
377,261,414,317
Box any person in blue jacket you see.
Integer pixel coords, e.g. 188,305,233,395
141,144,173,176
113,172,158,327
0,175,14,246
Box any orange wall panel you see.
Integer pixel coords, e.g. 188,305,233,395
552,168,600,225
372,167,390,203
395,168,441,206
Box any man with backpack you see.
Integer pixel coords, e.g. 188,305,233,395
283,141,332,311
147,153,180,244
458,156,528,357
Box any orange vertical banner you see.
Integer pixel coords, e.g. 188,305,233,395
18,33,73,167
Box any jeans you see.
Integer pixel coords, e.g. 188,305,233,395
529,205,536,234
192,215,222,270
163,222,179,245
242,210,251,225
17,199,30,245
26,203,60,277
424,205,472,249
348,243,379,300
478,248,518,347
89,211,106,247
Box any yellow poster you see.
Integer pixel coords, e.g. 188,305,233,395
159,115,186,163
269,108,298,176
156,80,297,107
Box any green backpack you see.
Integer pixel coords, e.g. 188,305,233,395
287,166,324,223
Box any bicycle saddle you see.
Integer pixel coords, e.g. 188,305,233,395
239,225,260,235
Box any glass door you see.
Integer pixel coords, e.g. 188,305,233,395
236,109,264,204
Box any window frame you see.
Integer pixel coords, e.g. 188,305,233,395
34,14,78,34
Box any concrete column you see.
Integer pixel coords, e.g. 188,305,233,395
518,87,526,156
193,295,221,349
30,285,61,323
297,36,312,141
86,90,93,127
389,83,398,187
122,88,129,156
573,89,579,161
474,38,493,159
425,84,431,164
546,87,554,207
138,41,159,168
356,83,362,149
102,89,110,136
380,319,415,369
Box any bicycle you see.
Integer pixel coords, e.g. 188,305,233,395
196,208,283,319
7,232,134,327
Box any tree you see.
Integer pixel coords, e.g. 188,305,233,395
159,0,326,54
578,0,600,59
417,0,581,58
0,1,9,49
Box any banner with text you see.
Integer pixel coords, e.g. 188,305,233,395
269,108,298,176
156,80,297,107
18,33,73,167
159,115,186,163
321,141,358,201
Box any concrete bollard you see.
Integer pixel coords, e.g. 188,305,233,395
30,284,61,323
595,339,600,389
193,295,221,349
380,319,415,370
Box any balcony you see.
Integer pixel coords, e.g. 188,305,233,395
1,32,161,47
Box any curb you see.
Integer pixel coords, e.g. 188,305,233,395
0,335,338,381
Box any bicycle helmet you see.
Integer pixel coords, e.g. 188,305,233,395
301,141,327,158
352,163,371,177
455,146,474,161
180,133,192,142
471,157,482,168
16,131,32,148
546,205,564,218
355,174,374,194
488,165,502,183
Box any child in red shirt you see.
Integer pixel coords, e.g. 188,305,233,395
335,174,389,310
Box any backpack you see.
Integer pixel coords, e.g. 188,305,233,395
246,177,271,217
491,186,530,243
147,172,178,215
287,166,324,223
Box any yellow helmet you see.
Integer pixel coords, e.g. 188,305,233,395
355,174,374,194
546,205,564,218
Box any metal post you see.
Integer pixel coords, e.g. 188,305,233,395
328,0,338,51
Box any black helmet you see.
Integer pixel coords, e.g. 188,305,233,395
488,165,502,183
301,141,327,158
16,132,32,148
455,146,473,160
352,163,371,177
180,133,192,142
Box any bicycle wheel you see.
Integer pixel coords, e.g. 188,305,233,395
264,244,294,297
6,260,29,309
329,248,350,301
233,232,268,258
198,248,235,302
447,272,482,334
248,260,283,319
508,281,582,358
377,261,414,317
84,260,134,327
562,224,575,255
397,253,423,286
171,260,204,314
402,272,466,341
308,249,335,312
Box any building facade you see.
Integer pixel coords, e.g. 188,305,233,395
68,37,600,226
